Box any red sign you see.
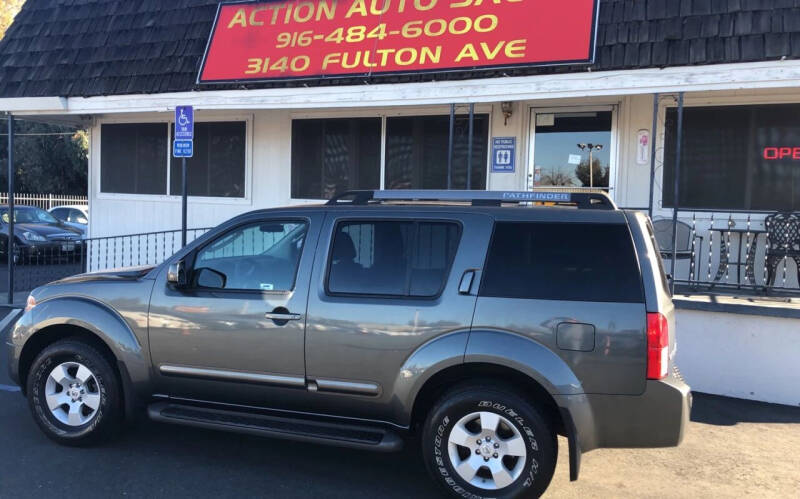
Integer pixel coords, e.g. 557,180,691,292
198,0,599,83
763,147,800,160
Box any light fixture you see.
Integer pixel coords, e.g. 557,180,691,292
501,101,513,126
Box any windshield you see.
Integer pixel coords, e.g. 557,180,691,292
0,207,60,224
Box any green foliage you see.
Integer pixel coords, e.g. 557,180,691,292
575,158,609,188
0,0,25,40
0,120,88,195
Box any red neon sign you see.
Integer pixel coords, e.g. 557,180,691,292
198,0,599,83
763,147,800,160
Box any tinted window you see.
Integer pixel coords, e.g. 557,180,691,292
101,123,167,195
481,222,643,303
291,118,381,199
328,221,460,297
70,209,88,224
194,221,307,291
170,121,246,198
385,114,488,190
663,104,800,211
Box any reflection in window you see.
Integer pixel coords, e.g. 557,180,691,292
291,118,381,199
533,112,612,189
170,122,246,198
385,114,488,190
194,221,307,291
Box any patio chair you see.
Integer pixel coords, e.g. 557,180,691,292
652,219,702,281
764,212,800,287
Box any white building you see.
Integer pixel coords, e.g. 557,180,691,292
1,0,798,405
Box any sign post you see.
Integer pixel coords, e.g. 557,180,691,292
173,106,194,247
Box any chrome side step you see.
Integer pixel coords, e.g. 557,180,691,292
147,402,403,452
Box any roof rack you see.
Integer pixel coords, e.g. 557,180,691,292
326,190,617,210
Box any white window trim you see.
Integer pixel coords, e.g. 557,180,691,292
526,105,619,197
95,113,253,206
652,93,800,222
288,106,494,202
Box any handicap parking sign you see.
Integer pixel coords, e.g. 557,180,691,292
492,137,516,173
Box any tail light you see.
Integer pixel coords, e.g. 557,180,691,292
646,312,669,380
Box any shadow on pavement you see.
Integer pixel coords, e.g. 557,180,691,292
691,392,800,426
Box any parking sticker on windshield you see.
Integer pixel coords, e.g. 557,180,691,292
260,283,274,291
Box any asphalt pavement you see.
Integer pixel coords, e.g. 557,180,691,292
1,315,799,498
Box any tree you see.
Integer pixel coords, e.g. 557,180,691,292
0,0,25,40
575,158,609,188
539,171,575,187
0,120,88,195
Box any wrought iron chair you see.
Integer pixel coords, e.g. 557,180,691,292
764,212,800,287
652,219,702,282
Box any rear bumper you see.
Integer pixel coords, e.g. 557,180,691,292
556,369,691,454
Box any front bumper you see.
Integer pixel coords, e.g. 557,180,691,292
556,368,691,454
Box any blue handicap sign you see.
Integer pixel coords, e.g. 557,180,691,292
173,139,193,158
175,106,194,140
491,137,516,173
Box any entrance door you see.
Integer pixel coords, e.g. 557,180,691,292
528,108,615,192
148,213,322,407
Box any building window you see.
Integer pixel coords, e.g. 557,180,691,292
101,123,167,195
170,121,246,198
663,104,800,211
328,220,460,297
385,114,488,190
480,222,644,303
291,118,381,200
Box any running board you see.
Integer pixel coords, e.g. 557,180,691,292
147,402,403,452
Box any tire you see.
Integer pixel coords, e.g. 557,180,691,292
26,339,123,446
422,384,557,499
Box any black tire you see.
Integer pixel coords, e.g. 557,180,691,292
422,384,557,499
26,339,123,446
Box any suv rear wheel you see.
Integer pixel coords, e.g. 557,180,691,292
422,384,557,498
26,339,122,446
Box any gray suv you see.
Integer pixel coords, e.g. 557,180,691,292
4,190,690,498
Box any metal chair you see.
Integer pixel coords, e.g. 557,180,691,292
652,219,702,281
764,212,800,287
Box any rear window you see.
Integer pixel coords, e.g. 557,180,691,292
480,222,644,303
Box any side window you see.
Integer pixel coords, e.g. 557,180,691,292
480,222,644,303
51,208,68,221
69,209,88,224
328,220,460,297
193,221,307,291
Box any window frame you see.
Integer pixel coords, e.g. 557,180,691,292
186,217,310,295
323,217,463,300
95,114,253,205
289,106,493,201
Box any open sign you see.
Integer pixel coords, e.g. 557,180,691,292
763,147,800,160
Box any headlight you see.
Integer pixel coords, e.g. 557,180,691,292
21,231,46,242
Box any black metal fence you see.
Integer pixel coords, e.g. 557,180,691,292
657,211,800,296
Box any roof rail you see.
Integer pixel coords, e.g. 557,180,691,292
326,190,616,210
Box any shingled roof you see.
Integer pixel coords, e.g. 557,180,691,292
1,0,799,98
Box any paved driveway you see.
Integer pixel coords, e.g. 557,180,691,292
1,344,798,498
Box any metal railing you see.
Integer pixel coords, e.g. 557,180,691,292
0,193,87,210
83,228,213,272
659,211,800,296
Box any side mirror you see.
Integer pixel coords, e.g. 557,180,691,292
195,267,227,289
167,260,187,288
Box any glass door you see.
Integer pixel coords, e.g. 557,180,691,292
528,108,616,192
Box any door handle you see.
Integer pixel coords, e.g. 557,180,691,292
265,312,302,321
459,269,476,295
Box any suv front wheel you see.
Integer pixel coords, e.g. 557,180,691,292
422,384,557,498
26,339,122,446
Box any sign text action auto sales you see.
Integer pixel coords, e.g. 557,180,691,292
198,0,599,83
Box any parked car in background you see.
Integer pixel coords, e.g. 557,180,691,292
48,205,88,238
0,205,83,263
3,190,689,498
